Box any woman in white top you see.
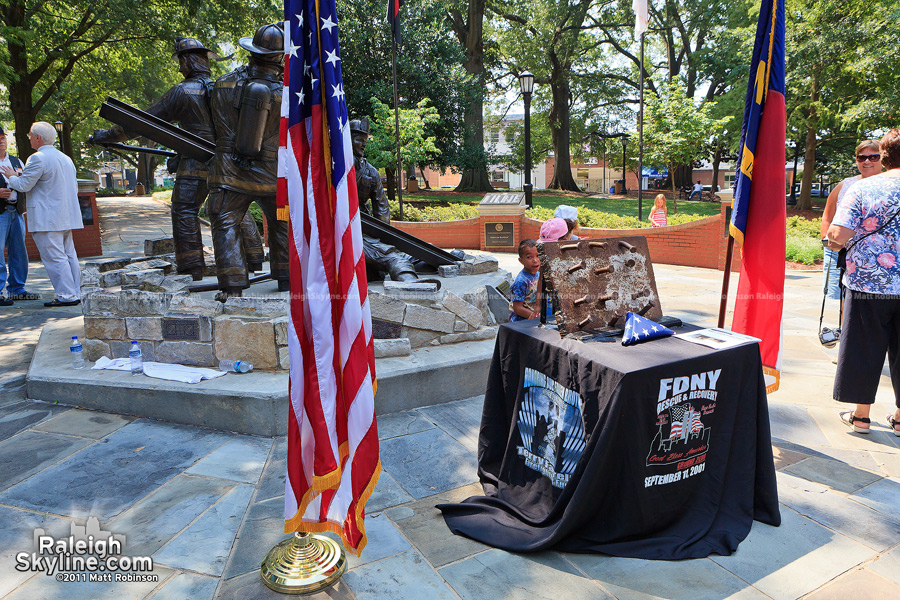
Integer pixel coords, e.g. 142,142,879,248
820,140,883,299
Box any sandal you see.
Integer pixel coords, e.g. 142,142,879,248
887,415,900,437
839,411,870,434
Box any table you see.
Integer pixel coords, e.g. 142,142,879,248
438,320,781,559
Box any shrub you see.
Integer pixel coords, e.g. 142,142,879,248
786,215,822,239
786,234,823,264
96,187,128,197
388,200,478,222
525,206,708,229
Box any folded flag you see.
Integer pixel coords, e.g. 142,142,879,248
622,312,674,346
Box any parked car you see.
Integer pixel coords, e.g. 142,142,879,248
789,183,830,198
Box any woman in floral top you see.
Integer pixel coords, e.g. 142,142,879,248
827,128,900,435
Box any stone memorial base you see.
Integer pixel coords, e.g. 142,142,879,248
26,318,495,436
78,248,511,371
25,243,511,435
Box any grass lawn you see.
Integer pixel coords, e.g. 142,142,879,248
403,190,722,219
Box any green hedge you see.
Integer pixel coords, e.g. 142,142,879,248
785,216,823,264
526,206,709,229
388,200,479,222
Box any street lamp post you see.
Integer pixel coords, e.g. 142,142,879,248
621,135,628,195
519,71,534,208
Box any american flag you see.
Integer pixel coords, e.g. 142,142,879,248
689,411,704,433
279,0,381,556
670,420,683,440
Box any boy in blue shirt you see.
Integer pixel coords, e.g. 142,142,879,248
510,239,540,321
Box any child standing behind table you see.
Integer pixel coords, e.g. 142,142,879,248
510,239,541,322
649,194,668,227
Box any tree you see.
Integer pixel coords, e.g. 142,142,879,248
447,0,495,192
0,0,276,159
337,0,469,181
589,0,754,187
367,98,441,199
785,0,900,209
491,0,617,191
643,80,731,211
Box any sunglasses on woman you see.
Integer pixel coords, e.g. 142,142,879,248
856,154,881,163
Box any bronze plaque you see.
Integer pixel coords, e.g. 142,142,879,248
538,235,663,335
484,222,515,247
372,318,402,339
162,318,200,341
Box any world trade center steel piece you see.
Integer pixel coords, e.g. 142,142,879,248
90,37,264,281
537,236,663,336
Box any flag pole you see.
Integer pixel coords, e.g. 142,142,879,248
718,234,735,328
637,32,644,222
392,34,404,220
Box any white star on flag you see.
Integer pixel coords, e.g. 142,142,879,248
321,15,337,33
289,42,300,58
325,48,340,67
296,90,305,105
331,83,344,100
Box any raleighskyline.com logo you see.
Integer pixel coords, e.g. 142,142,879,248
15,517,157,583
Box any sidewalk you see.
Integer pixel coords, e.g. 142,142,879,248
1,196,899,599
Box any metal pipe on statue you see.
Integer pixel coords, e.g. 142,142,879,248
637,33,644,221
392,35,403,220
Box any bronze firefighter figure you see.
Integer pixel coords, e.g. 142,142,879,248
349,118,417,282
207,23,290,299
91,37,264,280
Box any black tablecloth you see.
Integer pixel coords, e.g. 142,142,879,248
438,320,780,559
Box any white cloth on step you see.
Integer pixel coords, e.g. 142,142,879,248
92,356,226,384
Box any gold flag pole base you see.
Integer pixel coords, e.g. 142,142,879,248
260,531,347,595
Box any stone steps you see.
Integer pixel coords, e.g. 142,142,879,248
26,317,495,437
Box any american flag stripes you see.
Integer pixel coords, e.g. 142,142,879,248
689,411,704,434
279,0,381,555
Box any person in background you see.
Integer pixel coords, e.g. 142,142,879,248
649,193,668,227
0,122,83,307
510,239,540,321
820,139,883,299
826,129,900,435
689,180,703,200
540,218,570,242
0,125,39,306
554,205,581,239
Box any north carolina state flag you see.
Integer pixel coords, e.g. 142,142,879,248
730,0,786,393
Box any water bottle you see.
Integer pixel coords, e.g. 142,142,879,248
219,359,253,373
70,336,85,369
129,341,143,375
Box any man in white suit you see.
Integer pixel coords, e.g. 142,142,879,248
0,121,83,307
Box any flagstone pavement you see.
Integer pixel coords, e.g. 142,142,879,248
1,196,900,599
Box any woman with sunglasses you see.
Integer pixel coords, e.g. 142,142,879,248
827,129,900,435
820,140,883,298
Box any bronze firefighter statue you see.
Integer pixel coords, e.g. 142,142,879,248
91,37,264,280
206,23,290,299
350,119,417,282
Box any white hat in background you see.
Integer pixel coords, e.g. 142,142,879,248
554,205,578,221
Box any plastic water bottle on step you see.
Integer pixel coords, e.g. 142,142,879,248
129,341,143,375
70,336,85,369
219,359,253,373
